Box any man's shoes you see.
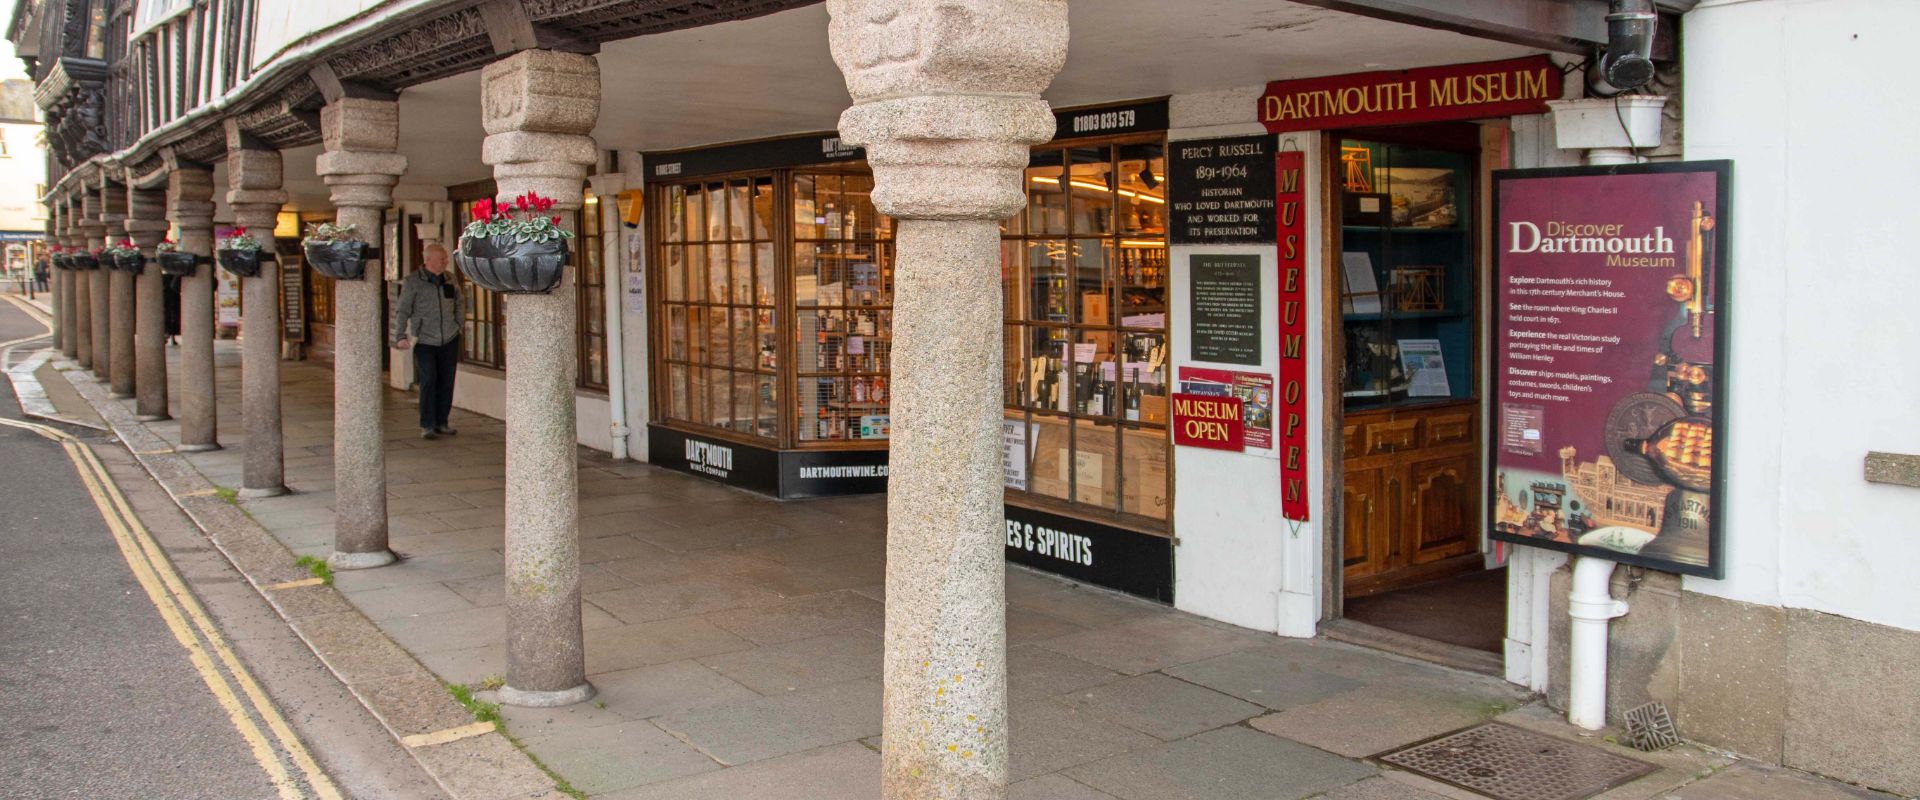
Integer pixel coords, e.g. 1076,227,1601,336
434,426,458,436
421,428,439,440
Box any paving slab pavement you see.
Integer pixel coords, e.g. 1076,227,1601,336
32,337,1912,800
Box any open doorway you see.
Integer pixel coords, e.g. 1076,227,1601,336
1327,123,1505,665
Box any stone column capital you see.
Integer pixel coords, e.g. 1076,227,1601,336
828,0,1067,221
125,184,170,247
480,49,600,209
319,98,409,210
168,168,217,228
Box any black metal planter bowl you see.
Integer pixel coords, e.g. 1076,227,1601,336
52,254,70,270
304,240,370,281
455,235,568,294
71,253,99,271
158,252,202,277
216,248,267,278
111,253,147,274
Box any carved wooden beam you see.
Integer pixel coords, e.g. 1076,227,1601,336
308,61,400,103
478,0,600,55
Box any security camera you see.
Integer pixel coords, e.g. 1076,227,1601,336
1602,0,1658,92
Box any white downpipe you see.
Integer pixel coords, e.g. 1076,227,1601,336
599,191,629,461
1568,557,1629,730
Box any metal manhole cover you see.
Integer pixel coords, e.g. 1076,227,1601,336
1380,723,1656,800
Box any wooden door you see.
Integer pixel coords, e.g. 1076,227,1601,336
1342,466,1389,578
1404,451,1478,565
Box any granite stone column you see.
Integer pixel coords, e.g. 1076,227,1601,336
483,49,599,708
101,183,135,398
68,195,90,365
827,2,1066,797
318,98,407,571
126,179,171,421
227,147,289,497
55,202,76,357
169,165,220,451
80,191,108,374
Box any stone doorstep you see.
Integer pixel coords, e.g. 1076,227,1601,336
50,361,560,800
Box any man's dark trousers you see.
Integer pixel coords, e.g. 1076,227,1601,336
414,337,460,430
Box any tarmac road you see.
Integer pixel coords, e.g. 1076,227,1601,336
0,296,448,799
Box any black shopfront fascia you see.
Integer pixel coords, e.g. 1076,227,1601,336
644,98,1176,603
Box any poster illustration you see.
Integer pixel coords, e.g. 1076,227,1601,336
1489,162,1730,578
1178,366,1273,452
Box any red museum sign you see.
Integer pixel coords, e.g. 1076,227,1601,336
1172,394,1244,451
1259,56,1561,134
1275,150,1309,521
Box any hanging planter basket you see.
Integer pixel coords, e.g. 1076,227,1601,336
216,248,269,279
111,252,147,274
158,252,203,277
52,254,71,270
71,252,99,271
456,234,568,294
304,240,374,281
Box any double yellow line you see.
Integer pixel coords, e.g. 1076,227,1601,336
0,297,341,799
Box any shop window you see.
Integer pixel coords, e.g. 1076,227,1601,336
454,198,506,370
794,171,893,443
1002,139,1171,523
657,176,779,441
576,199,608,390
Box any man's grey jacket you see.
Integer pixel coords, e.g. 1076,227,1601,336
392,269,464,347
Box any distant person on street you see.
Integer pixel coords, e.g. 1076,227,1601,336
393,244,464,440
33,258,48,293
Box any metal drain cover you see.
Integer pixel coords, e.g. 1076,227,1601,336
1380,723,1656,800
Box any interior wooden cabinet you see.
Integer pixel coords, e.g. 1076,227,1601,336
1336,126,1485,597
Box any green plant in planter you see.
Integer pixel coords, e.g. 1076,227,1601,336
456,192,575,294
155,237,199,276
216,226,267,278
106,238,145,273
302,222,371,281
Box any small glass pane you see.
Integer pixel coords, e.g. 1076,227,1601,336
686,245,707,304
731,243,751,305
1029,326,1071,414
705,183,726,240
1075,329,1119,419
1000,240,1022,321
1073,239,1114,326
688,364,710,425
756,373,779,439
755,243,775,306
1029,416,1071,501
685,187,705,242
707,366,731,427
1003,324,1025,407
706,305,731,368
793,174,817,238
733,371,756,433
846,243,882,308
731,308,755,370
668,303,691,358
1072,418,1119,509
1026,241,1069,324
846,309,885,373
708,244,729,305
669,364,689,421
1069,146,1115,236
666,186,686,243
664,245,684,302
1117,143,1167,237
1120,241,1168,322
1026,150,1068,236
1122,331,1169,426
799,377,842,441
814,174,844,239
844,173,879,240
727,181,750,240
752,178,775,240
1122,427,1170,520
799,309,847,372
757,308,778,371
688,306,707,363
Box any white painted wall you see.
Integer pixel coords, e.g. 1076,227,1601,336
0,120,46,232
1681,0,1920,633
1165,87,1325,636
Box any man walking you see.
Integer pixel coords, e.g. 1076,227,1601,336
393,244,463,439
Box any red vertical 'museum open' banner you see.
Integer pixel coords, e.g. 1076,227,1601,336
1276,149,1309,521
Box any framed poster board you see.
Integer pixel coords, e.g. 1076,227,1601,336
1488,161,1731,578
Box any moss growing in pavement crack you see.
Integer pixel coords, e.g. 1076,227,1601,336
477,674,504,691
293,555,333,586
214,486,238,504
444,682,584,800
